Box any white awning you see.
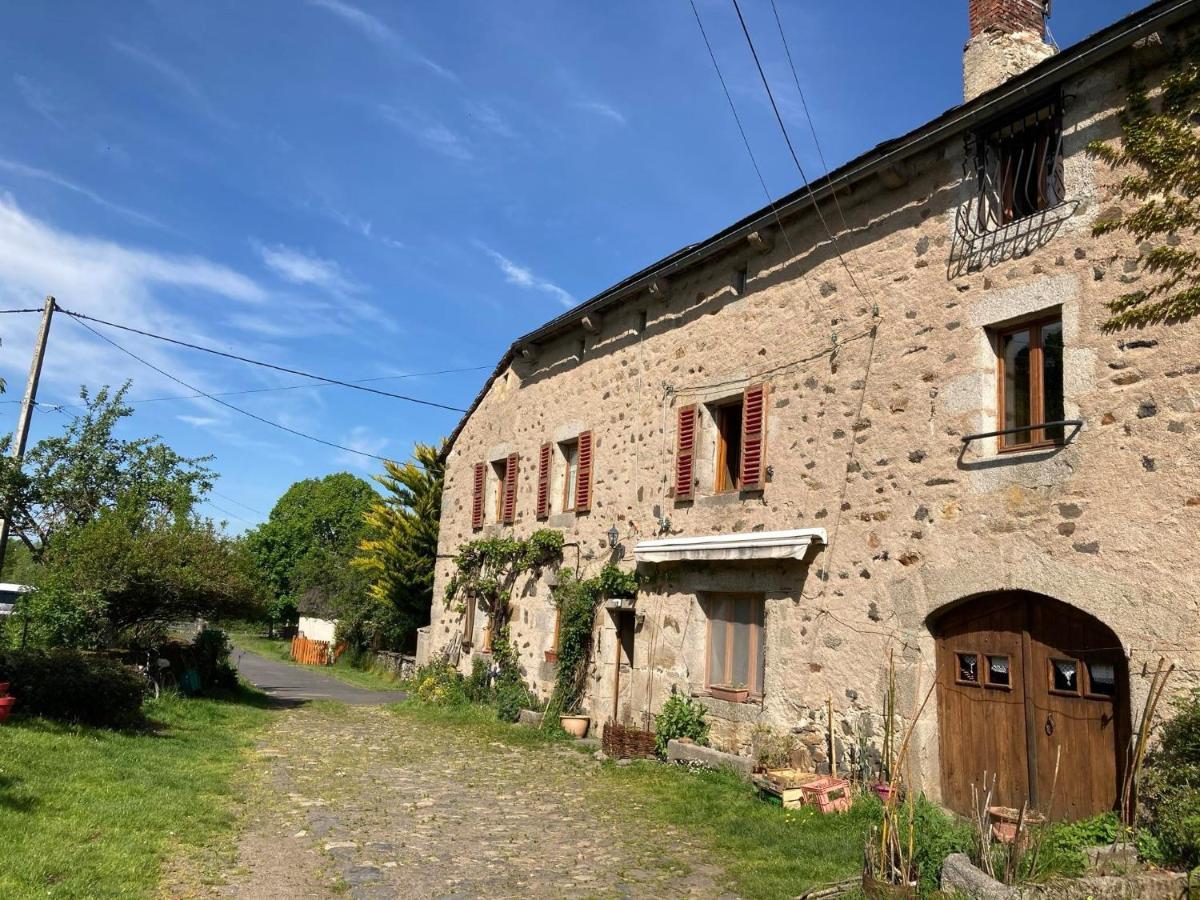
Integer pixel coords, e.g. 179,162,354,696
634,528,827,564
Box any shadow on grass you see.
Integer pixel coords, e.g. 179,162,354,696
0,772,37,813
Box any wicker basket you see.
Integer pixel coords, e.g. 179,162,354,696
602,721,657,759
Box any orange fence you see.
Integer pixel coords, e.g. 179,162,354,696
290,636,348,666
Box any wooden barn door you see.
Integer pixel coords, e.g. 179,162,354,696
934,592,1128,821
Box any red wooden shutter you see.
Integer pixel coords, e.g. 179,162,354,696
471,462,486,529
740,383,768,491
675,405,697,501
536,442,552,519
501,452,519,524
574,431,593,512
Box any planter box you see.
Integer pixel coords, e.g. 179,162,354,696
709,684,749,703
940,851,1192,899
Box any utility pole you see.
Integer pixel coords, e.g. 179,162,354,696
0,295,56,577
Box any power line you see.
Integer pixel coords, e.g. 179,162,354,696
65,313,397,465
126,365,489,406
0,308,43,315
56,308,467,414
201,498,256,527
686,0,819,312
210,489,267,517
767,0,875,300
727,0,874,307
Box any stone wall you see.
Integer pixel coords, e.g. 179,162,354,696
429,22,1200,803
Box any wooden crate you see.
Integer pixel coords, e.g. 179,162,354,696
752,768,824,808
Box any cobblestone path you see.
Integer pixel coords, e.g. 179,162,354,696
211,704,733,899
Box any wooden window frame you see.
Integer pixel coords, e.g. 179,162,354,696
1048,657,1082,697
713,399,744,494
492,458,507,523
994,313,1064,453
703,594,765,699
559,438,579,513
955,651,982,687
984,653,1013,691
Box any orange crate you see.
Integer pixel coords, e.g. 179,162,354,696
798,776,851,813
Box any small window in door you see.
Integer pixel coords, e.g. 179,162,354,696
714,400,744,493
1086,661,1117,698
956,652,980,685
1050,658,1080,694
985,654,1011,688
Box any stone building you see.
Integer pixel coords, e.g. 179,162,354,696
420,0,1200,819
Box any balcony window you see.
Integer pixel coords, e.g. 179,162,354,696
995,315,1064,451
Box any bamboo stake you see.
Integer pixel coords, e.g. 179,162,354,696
827,695,836,776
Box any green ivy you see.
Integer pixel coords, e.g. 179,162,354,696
1087,53,1200,328
543,563,639,722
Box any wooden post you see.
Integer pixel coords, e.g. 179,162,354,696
827,695,836,776
0,296,55,576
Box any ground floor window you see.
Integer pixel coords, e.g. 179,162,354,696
705,594,765,697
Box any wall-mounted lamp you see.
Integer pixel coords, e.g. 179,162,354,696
607,525,620,549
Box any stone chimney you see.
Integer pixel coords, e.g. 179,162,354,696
963,0,1055,102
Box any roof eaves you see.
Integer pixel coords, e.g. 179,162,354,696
440,0,1198,461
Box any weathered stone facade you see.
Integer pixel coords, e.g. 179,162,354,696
424,4,1200,806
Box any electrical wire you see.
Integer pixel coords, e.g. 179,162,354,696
728,0,874,307
65,313,399,465
56,307,467,414
210,489,267,518
0,308,44,314
766,0,876,302
126,364,489,406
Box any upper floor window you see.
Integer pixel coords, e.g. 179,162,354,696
974,96,1064,229
995,314,1064,451
713,399,744,493
560,439,579,511
491,457,509,522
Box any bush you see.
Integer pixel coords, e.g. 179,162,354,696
654,691,710,757
412,660,466,707
190,627,239,692
464,655,492,704
493,674,536,723
0,648,144,729
1141,687,1200,870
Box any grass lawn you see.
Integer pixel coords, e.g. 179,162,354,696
229,629,406,692
0,688,271,899
389,702,874,898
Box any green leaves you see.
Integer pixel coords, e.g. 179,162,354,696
1088,58,1200,329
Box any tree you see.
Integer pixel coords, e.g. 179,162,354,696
349,443,444,652
0,383,213,559
245,473,377,634
25,494,264,648
1089,54,1200,328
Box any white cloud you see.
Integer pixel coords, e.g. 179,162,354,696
334,425,388,471
110,39,232,128
0,193,266,403
14,75,65,130
0,156,163,229
177,414,220,428
376,104,472,161
307,0,457,82
465,100,517,139
476,242,575,308
255,242,354,293
574,100,626,126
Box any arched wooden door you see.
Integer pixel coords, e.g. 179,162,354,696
933,592,1129,821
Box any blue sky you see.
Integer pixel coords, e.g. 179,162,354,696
0,0,1147,529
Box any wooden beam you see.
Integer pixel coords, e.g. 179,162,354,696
747,228,776,254
581,313,602,334
648,277,671,302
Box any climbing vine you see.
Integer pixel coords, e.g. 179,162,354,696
444,529,564,680
543,563,639,723
1088,53,1200,328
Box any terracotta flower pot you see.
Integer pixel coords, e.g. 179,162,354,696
710,684,749,703
873,782,897,803
559,714,590,738
543,649,559,663
0,696,15,723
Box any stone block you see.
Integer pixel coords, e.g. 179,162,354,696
666,739,753,779
517,709,544,728
940,853,1016,899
